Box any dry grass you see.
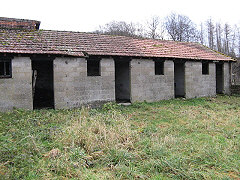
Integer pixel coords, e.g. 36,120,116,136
58,107,139,153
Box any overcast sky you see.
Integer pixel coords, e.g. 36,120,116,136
1,0,239,32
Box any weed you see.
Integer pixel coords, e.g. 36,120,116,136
0,95,239,179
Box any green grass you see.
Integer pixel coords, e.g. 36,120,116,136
0,95,240,179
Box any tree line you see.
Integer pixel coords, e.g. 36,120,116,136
93,13,240,59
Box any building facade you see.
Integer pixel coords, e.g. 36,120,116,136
0,17,234,111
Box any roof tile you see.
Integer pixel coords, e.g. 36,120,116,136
0,29,234,61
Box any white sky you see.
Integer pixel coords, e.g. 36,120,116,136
1,0,239,32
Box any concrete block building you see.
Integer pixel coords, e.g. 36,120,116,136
0,17,235,111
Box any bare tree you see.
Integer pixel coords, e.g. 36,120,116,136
94,21,141,37
199,23,205,45
165,13,178,41
165,13,197,42
206,18,215,49
229,25,238,58
146,16,163,39
223,23,231,55
203,20,239,58
215,23,223,52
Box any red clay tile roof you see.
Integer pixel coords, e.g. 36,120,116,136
0,29,234,61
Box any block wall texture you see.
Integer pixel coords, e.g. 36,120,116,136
0,57,33,111
54,57,115,109
0,57,232,111
231,85,240,94
223,62,231,94
130,59,174,102
185,61,216,98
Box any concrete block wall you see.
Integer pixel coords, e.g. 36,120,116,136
54,57,115,109
131,59,174,102
0,56,233,111
231,85,240,94
185,61,216,98
223,62,231,94
0,57,33,111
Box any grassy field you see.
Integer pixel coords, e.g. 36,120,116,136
0,95,240,179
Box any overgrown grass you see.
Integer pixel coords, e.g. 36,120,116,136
0,95,240,179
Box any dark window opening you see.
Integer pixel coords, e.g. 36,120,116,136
155,61,164,75
0,60,12,78
202,62,209,75
87,60,101,76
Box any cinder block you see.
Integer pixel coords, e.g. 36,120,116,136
0,57,33,111
54,57,115,109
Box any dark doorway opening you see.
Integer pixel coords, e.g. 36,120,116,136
216,63,223,94
32,60,54,109
115,59,131,103
174,62,185,98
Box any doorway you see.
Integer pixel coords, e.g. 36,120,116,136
115,60,131,102
174,62,185,98
216,63,223,94
32,60,54,109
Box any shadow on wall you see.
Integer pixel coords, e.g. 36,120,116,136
232,59,240,85
174,62,185,98
32,60,54,109
115,59,131,102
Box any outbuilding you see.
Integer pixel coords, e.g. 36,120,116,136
0,17,235,111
